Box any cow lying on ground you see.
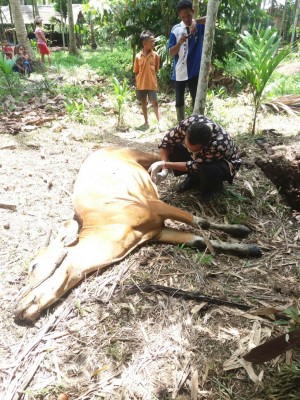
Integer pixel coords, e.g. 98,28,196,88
15,147,262,322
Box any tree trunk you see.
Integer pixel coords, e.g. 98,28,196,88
279,0,288,40
193,0,199,17
0,7,4,33
32,0,38,19
258,0,266,31
60,6,66,48
291,0,300,43
67,0,78,56
90,18,97,49
193,0,219,115
9,0,35,59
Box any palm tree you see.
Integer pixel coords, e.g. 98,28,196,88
32,0,38,19
89,15,97,49
291,0,300,43
279,0,288,39
193,0,220,115
67,0,79,56
237,27,293,135
9,0,35,59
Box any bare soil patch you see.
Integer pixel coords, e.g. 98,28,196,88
276,60,300,75
1,76,300,400
255,133,300,211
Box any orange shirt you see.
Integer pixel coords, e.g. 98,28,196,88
133,50,160,91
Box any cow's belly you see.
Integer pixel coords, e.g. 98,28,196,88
74,159,158,203
75,198,163,233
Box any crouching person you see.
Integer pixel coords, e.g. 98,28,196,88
148,115,241,202
13,45,32,76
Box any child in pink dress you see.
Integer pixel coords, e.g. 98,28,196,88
34,17,51,66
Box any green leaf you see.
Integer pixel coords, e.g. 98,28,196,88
236,26,294,134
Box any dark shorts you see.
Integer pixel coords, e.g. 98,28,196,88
136,90,158,102
169,142,233,191
38,43,50,55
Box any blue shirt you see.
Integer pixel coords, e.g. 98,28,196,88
169,21,205,81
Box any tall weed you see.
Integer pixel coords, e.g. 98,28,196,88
0,54,19,95
111,76,131,127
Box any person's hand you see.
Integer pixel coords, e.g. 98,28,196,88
156,168,169,185
148,161,169,185
189,19,197,34
178,34,188,45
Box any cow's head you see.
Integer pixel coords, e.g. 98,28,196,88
15,220,79,323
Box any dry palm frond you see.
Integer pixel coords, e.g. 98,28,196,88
267,363,300,399
262,95,300,115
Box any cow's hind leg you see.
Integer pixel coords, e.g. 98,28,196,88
155,227,262,258
151,200,252,238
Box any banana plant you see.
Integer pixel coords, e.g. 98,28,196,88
237,27,293,135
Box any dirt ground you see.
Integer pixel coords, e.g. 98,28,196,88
1,74,300,400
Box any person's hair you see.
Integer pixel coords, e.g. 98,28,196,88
177,0,193,12
34,16,43,26
14,45,20,56
186,121,212,146
140,30,154,45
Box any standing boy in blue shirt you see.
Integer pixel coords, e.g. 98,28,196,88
169,0,206,122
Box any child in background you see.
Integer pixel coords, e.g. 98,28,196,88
34,17,51,66
13,45,32,75
133,30,161,128
2,40,13,59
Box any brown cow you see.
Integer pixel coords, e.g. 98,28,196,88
15,147,262,322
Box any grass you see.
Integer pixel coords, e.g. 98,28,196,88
264,71,300,98
51,42,133,80
1,39,298,128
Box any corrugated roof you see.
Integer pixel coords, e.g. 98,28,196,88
0,4,84,25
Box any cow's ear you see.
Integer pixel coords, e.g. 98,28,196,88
57,220,79,247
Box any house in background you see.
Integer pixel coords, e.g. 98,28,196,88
0,4,84,46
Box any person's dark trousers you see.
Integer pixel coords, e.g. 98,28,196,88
169,142,232,193
175,75,199,108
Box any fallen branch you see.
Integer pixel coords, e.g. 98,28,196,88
0,202,17,211
244,327,300,363
125,284,252,310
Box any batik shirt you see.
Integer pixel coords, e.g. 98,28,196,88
169,21,205,81
158,115,242,174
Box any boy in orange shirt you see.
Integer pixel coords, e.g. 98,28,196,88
133,30,161,127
